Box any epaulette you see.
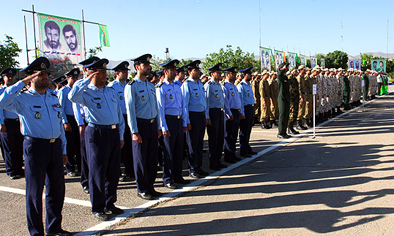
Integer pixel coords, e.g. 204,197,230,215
207,80,213,85
126,79,130,83
20,87,28,93
155,81,164,88
219,81,225,86
127,79,136,86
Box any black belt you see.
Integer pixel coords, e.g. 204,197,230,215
88,123,118,129
189,111,205,114
25,136,59,143
210,108,223,111
245,104,254,107
165,115,182,119
230,108,241,112
136,118,156,123
5,118,19,122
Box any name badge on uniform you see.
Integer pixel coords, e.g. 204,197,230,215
97,103,101,109
170,94,173,99
215,94,219,98
231,92,235,96
120,96,123,100
142,96,145,101
195,93,198,97
35,112,41,119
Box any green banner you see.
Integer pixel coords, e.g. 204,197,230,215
371,59,386,72
99,24,110,47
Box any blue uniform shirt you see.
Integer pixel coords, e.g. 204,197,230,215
57,85,74,123
0,81,67,154
68,78,125,140
181,78,206,124
174,79,182,87
237,81,255,114
0,86,19,124
107,79,127,115
223,80,243,117
156,79,187,131
204,79,225,119
124,77,160,134
72,102,85,126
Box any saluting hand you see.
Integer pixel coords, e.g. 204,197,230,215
22,71,41,85
62,154,68,166
87,71,99,80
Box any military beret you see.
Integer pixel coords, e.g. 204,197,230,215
160,59,180,69
223,67,237,73
131,54,152,65
84,58,109,70
184,60,201,70
208,63,222,72
79,56,100,66
239,67,253,74
0,68,17,76
65,68,80,77
112,61,130,71
20,57,50,75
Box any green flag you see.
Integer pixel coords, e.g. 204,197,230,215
99,24,110,47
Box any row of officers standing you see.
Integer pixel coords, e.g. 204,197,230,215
0,54,261,236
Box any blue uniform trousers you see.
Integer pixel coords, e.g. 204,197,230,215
23,137,65,236
224,109,240,160
121,114,133,177
207,108,224,168
132,118,158,194
1,119,24,176
162,115,184,184
65,115,81,173
186,111,206,174
85,124,121,213
239,105,254,155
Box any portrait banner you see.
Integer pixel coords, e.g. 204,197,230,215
310,56,317,68
274,50,284,71
287,52,297,68
320,58,325,68
371,59,386,72
300,55,307,66
348,59,361,70
261,47,271,71
37,13,85,72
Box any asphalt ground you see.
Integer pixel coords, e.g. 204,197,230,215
0,88,393,235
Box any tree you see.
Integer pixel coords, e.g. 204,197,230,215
316,54,325,67
0,35,22,71
203,45,257,74
360,53,374,71
324,50,348,69
87,46,102,58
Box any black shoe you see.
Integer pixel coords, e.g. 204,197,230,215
284,134,292,138
174,179,190,184
150,189,162,197
93,212,109,221
164,182,177,189
224,158,237,163
209,165,221,171
137,192,153,200
82,186,89,194
45,229,72,236
277,134,291,139
8,174,18,180
104,206,124,215
189,172,201,179
288,128,299,135
119,175,126,182
197,170,209,176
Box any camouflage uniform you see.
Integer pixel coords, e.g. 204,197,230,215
259,74,271,127
288,73,300,132
251,75,261,123
268,73,279,123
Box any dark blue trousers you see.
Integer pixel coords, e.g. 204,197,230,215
224,109,240,160
1,119,23,176
85,125,121,213
162,116,184,184
207,108,224,168
186,111,206,174
121,114,133,177
23,137,65,236
239,105,254,155
65,115,81,173
133,118,158,194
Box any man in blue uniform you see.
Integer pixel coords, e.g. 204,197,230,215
174,66,186,86
222,67,242,163
109,61,134,182
237,67,257,157
156,59,188,189
125,54,162,200
0,68,24,179
0,57,70,235
58,67,81,177
69,58,125,221
181,60,209,178
204,63,228,170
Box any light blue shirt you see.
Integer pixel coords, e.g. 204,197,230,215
124,77,159,134
57,85,74,123
156,79,187,132
0,81,67,154
68,78,125,140
108,79,127,115
0,86,19,124
237,81,255,113
72,102,85,126
204,79,225,119
174,79,183,86
223,80,243,117
181,78,206,123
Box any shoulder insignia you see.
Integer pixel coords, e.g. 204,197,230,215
207,80,213,85
155,81,164,88
127,79,136,86
20,87,28,93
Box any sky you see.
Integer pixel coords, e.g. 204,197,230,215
1,0,394,67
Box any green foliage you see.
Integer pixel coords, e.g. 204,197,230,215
203,45,257,74
0,35,22,71
360,53,373,71
316,54,325,67
324,50,348,69
88,46,102,58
